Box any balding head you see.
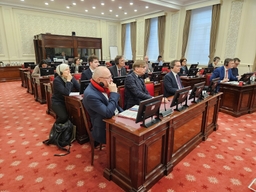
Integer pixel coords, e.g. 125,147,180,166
92,66,113,87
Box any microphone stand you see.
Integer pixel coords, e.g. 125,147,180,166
160,98,173,117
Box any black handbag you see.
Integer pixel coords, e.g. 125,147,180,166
43,120,76,156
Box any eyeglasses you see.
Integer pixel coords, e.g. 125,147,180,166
99,75,112,79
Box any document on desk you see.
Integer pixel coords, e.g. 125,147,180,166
69,92,80,96
118,109,138,120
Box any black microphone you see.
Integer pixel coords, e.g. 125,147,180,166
248,65,251,72
160,98,173,117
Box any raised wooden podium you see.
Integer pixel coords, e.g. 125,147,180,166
219,82,256,116
103,93,222,191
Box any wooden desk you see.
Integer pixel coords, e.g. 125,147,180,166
33,76,50,104
0,66,21,82
103,93,222,192
19,68,29,87
65,95,89,144
180,76,206,88
25,71,34,94
44,82,56,118
219,82,256,117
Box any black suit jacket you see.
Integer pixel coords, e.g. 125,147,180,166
109,65,126,77
81,68,93,80
124,72,152,109
163,72,182,97
231,68,239,77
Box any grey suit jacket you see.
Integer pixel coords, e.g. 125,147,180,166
164,72,182,97
124,72,152,109
109,65,126,77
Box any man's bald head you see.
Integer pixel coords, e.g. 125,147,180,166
92,66,109,80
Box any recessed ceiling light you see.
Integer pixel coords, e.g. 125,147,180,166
134,9,137,12
145,6,149,9
116,15,118,17
20,0,24,1
130,2,133,5
119,6,122,9
45,2,49,5
81,0,84,1
112,0,115,1
85,9,88,12
101,3,104,6
66,6,70,9
109,10,112,12
92,6,96,9
124,12,127,15
50,0,54,1
101,12,104,15
73,3,76,5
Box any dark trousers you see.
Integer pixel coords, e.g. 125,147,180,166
51,103,68,124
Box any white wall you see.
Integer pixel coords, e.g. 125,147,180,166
0,5,120,64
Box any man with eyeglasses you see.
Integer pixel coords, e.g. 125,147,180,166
124,60,153,109
83,66,123,145
231,57,240,78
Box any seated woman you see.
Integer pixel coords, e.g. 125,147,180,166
179,57,189,76
71,57,82,73
156,55,163,66
51,64,80,124
31,60,49,77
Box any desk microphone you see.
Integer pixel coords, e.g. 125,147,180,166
160,98,173,117
248,65,251,72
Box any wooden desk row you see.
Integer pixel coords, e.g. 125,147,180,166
103,93,222,191
219,82,256,117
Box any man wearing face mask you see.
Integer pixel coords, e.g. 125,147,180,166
51,64,80,124
82,66,123,145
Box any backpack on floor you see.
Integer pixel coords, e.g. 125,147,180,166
43,120,76,156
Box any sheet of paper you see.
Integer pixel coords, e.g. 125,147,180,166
69,92,80,96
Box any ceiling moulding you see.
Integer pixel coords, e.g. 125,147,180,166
185,0,221,10
121,19,136,24
0,2,120,22
140,0,181,10
119,10,163,22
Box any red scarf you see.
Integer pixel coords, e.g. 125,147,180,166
90,79,110,96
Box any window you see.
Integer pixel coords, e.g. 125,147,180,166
124,23,132,60
186,6,212,65
147,17,159,62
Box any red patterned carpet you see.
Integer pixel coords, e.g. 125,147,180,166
0,81,255,192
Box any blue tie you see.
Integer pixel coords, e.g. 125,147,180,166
176,74,182,89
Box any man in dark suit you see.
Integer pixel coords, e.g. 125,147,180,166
82,66,122,144
231,57,240,77
108,55,127,77
210,58,238,92
163,60,183,97
208,56,220,68
124,60,153,109
81,55,99,80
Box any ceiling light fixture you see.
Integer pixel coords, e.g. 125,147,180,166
134,9,137,12
45,2,49,5
101,3,104,6
92,6,96,9
119,6,122,9
20,0,24,1
81,0,84,1
73,3,76,5
50,0,54,1
130,2,133,5
116,15,118,17
124,12,127,15
66,6,70,9
109,10,112,12
101,12,104,15
145,6,149,9
85,9,88,12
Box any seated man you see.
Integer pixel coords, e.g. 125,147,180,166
210,58,238,92
163,60,183,97
108,55,127,77
82,66,123,144
231,57,240,77
81,55,99,80
208,56,220,68
124,60,153,109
